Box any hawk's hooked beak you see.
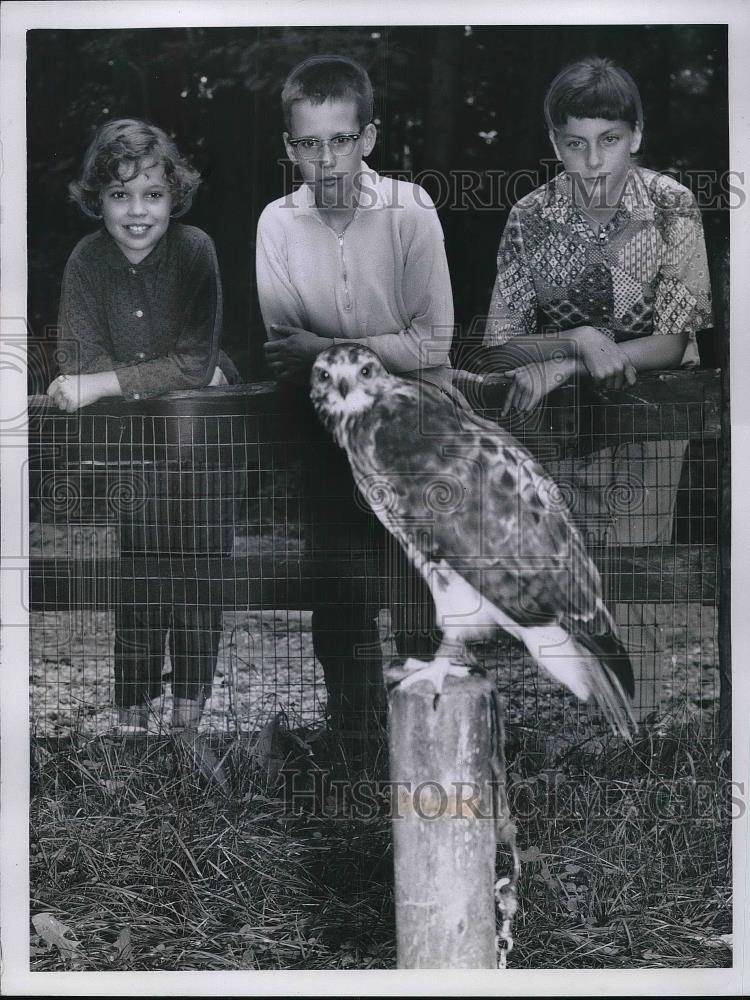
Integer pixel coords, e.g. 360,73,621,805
338,379,349,399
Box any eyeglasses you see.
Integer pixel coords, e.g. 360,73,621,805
287,132,363,159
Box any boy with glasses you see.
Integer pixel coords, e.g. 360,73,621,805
256,55,455,750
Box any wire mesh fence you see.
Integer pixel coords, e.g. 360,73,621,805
28,368,724,746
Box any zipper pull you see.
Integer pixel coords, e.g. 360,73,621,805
338,231,351,310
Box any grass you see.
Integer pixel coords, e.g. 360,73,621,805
31,728,395,971
504,726,732,969
30,717,732,972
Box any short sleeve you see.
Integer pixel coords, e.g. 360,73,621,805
652,187,713,341
485,205,538,346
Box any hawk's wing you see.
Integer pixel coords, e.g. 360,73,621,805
348,379,603,634
342,378,634,731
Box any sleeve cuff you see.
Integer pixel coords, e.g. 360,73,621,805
113,365,146,401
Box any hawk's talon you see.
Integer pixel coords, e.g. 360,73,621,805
386,655,471,707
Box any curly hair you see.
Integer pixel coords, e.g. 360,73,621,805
69,118,202,219
544,57,643,134
281,55,374,131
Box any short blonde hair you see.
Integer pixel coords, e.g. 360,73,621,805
281,55,374,132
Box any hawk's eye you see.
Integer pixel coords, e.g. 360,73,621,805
318,370,330,381
360,366,371,377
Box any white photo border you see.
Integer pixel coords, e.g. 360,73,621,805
2,0,748,995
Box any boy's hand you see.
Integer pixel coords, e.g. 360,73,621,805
570,326,637,390
501,357,576,417
264,326,333,381
46,372,113,412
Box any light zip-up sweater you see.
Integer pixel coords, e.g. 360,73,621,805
255,165,455,392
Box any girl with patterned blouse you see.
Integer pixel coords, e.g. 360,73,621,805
485,58,712,406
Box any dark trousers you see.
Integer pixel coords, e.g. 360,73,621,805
115,460,240,708
301,404,440,737
114,604,224,706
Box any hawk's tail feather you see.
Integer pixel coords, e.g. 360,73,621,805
580,647,637,740
569,627,635,739
511,621,635,740
573,628,635,699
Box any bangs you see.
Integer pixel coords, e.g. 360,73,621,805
556,85,637,129
102,156,157,186
545,58,643,132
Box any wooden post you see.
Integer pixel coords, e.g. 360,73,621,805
389,673,497,969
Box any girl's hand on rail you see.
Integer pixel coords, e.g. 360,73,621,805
46,372,118,411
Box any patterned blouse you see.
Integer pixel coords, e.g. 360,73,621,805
484,166,713,364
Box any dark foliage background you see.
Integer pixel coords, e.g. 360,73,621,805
27,24,728,390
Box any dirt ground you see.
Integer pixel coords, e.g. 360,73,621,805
29,521,721,739
30,602,719,741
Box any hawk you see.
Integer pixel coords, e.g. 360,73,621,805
310,344,635,738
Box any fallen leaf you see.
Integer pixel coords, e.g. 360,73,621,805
102,779,126,795
693,933,733,950
173,731,231,792
517,845,542,863
593,944,620,957
113,926,134,964
32,913,80,964
641,949,667,963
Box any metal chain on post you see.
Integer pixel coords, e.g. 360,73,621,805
489,687,520,968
